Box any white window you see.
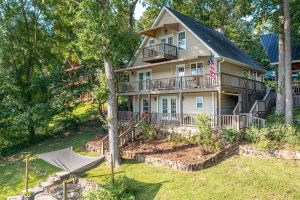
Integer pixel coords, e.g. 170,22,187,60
160,36,173,45
178,31,186,50
168,37,173,45
142,98,149,112
252,71,257,80
177,64,185,77
196,96,204,108
190,62,204,75
149,39,155,46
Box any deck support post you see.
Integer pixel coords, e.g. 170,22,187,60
218,91,222,127
148,93,151,123
137,94,140,115
179,92,183,125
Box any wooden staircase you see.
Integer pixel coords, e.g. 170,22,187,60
249,90,276,118
99,113,149,156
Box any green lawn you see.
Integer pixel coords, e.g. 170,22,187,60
1,131,300,200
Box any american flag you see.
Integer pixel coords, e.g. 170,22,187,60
209,53,216,80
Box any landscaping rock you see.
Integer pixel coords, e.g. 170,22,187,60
239,144,300,160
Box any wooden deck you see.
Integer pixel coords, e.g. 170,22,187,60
117,73,265,95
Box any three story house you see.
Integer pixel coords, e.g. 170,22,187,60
116,7,268,130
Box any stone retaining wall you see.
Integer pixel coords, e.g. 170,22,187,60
152,125,197,137
239,144,300,160
122,144,239,171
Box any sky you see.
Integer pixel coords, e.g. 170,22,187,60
134,2,146,19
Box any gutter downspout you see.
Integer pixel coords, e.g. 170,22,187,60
218,57,225,128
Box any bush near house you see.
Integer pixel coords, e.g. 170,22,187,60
245,124,300,151
244,107,300,151
83,177,135,200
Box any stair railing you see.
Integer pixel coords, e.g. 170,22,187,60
233,101,242,115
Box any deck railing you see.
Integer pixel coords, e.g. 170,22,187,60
221,73,265,91
292,81,300,95
249,90,276,117
143,43,177,60
117,73,264,93
119,112,265,130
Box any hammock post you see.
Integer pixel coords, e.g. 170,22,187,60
110,154,114,184
63,181,67,200
25,156,29,193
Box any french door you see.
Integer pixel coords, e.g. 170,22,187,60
160,96,177,120
138,71,151,91
176,64,185,88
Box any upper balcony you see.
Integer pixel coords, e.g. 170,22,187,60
143,43,178,63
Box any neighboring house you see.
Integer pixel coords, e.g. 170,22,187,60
65,60,94,102
115,7,270,129
261,33,300,101
260,33,300,70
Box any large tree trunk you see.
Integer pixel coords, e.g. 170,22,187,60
104,57,121,167
284,0,293,124
275,33,285,115
129,0,138,29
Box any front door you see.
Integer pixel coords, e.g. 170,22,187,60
160,96,177,120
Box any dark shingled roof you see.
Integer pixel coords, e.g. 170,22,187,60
260,33,300,64
165,7,262,69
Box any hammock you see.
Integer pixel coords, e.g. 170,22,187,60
37,148,105,173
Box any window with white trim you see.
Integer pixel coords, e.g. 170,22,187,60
149,39,155,46
190,62,204,75
142,98,149,112
196,96,204,108
178,31,186,50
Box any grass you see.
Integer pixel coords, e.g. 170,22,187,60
1,131,300,200
0,131,95,199
48,102,97,128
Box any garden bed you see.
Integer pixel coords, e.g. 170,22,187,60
121,137,238,171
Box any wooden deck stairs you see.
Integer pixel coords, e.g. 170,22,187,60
99,113,149,156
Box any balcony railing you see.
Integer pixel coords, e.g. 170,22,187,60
143,43,177,63
221,73,265,91
117,73,265,93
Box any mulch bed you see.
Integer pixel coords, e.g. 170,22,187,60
122,136,217,165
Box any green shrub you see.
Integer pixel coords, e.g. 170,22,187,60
139,120,156,140
167,134,191,147
193,114,223,152
222,128,239,143
83,180,135,200
245,124,300,151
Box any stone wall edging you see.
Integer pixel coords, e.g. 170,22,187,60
122,144,239,172
239,144,300,160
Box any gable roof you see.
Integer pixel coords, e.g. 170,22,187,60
165,7,261,69
260,33,300,64
128,7,263,71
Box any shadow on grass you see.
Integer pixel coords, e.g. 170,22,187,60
123,176,168,200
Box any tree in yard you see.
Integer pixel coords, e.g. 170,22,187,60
68,0,139,166
276,6,285,116
283,0,293,123
0,0,76,155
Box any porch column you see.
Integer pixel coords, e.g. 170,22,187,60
148,93,151,123
137,94,140,114
156,94,159,113
218,91,222,127
179,92,183,125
